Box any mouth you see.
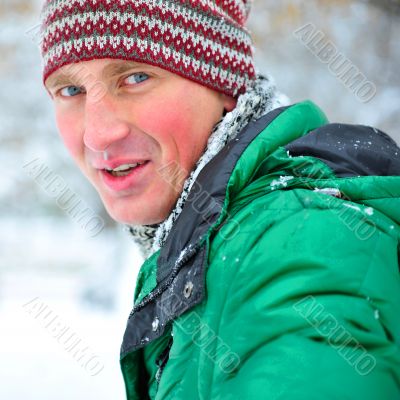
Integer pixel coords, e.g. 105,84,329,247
99,160,151,192
104,161,148,177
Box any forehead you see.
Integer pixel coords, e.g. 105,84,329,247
44,59,147,89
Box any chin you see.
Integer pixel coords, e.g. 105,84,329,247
101,195,168,226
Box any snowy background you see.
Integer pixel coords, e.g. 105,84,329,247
0,0,399,399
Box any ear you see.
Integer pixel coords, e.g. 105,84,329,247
222,94,237,113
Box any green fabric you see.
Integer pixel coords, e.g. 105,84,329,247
134,249,161,305
120,100,400,399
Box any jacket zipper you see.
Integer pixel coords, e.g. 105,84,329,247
128,241,202,319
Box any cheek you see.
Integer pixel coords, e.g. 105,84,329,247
55,112,83,159
139,96,205,161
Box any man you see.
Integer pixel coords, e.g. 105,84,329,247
40,1,400,399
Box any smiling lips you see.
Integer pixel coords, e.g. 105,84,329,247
98,160,151,192
105,161,148,177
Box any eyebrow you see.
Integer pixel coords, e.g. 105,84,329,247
45,61,142,90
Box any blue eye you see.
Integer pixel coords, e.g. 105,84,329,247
60,86,84,97
125,72,149,85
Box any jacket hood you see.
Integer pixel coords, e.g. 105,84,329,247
285,122,400,225
222,101,400,232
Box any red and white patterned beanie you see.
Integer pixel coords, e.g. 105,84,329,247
39,0,256,97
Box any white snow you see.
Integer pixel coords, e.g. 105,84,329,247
0,217,143,400
176,244,193,265
343,204,375,216
364,207,374,216
313,187,341,197
270,176,294,190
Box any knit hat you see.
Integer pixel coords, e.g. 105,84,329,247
39,0,256,97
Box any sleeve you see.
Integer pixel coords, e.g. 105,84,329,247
211,196,400,400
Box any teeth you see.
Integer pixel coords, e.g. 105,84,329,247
112,163,138,172
105,162,145,172
104,161,147,177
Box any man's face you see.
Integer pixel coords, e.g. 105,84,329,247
45,59,237,225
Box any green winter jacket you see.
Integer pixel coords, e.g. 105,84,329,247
120,100,400,399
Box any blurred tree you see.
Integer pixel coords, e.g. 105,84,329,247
249,0,400,142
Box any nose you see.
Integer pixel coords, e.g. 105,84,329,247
83,92,130,152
